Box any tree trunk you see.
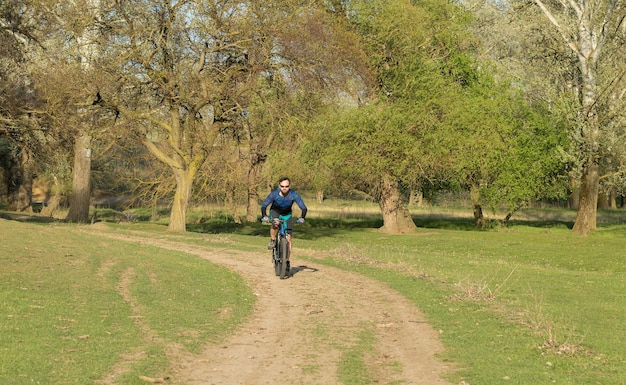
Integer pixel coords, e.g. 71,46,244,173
141,125,206,232
608,190,616,209
408,190,424,207
377,174,416,234
41,176,61,217
470,184,486,228
5,148,19,211
569,177,580,209
17,147,34,212
473,204,486,228
227,194,242,224
66,133,92,222
65,0,100,222
245,157,262,222
572,163,599,235
168,168,194,232
316,190,324,204
598,190,609,210
246,186,259,222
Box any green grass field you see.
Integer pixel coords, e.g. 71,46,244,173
0,219,254,384
303,225,626,384
1,203,625,384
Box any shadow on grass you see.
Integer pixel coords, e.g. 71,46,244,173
8,206,626,236
414,216,477,231
185,213,576,240
187,217,385,240
0,212,57,223
174,212,580,238
413,215,574,231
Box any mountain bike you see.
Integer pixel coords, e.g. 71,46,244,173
263,214,293,279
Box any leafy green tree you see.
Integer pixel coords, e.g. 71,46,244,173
314,0,489,232
457,89,569,224
487,0,626,234
320,102,436,233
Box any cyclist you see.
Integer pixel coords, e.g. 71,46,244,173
261,177,308,259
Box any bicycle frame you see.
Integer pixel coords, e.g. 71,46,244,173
272,214,292,279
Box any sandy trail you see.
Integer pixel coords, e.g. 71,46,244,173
89,229,453,385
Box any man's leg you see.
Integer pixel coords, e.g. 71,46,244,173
268,220,278,249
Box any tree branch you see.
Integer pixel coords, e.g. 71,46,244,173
565,0,582,19
142,138,183,171
595,0,621,62
533,0,579,54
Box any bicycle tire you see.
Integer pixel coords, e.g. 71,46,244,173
273,245,280,276
278,236,289,279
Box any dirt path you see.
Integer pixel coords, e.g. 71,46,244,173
89,229,454,385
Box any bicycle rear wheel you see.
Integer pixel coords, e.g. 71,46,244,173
278,236,289,279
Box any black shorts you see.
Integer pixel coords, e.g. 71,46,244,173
270,209,293,235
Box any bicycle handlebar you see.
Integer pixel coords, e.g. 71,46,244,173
260,217,303,224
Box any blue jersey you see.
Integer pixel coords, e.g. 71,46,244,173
261,189,308,218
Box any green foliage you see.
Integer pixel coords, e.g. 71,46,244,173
350,0,476,98
447,79,571,214
318,100,445,196
307,0,481,198
298,0,572,218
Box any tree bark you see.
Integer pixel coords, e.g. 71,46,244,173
572,54,601,234
316,190,324,204
377,174,416,234
598,190,609,210
572,162,599,235
41,176,61,217
168,168,194,232
470,184,486,228
65,0,100,222
16,147,34,212
66,133,92,222
609,190,616,209
408,190,423,207
569,177,580,210
4,148,19,211
245,154,263,222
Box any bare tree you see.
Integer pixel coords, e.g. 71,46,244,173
0,0,49,212
98,0,369,231
63,0,107,222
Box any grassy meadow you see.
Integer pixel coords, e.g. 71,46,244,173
0,219,254,384
1,199,625,384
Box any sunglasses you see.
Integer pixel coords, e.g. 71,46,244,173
279,185,290,188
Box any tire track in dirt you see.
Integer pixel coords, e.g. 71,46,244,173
87,229,454,385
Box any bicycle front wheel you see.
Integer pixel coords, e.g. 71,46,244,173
278,236,289,279
273,246,280,276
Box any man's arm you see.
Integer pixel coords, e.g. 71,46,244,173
294,192,307,218
260,191,276,217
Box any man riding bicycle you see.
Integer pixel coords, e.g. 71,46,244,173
261,177,308,254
